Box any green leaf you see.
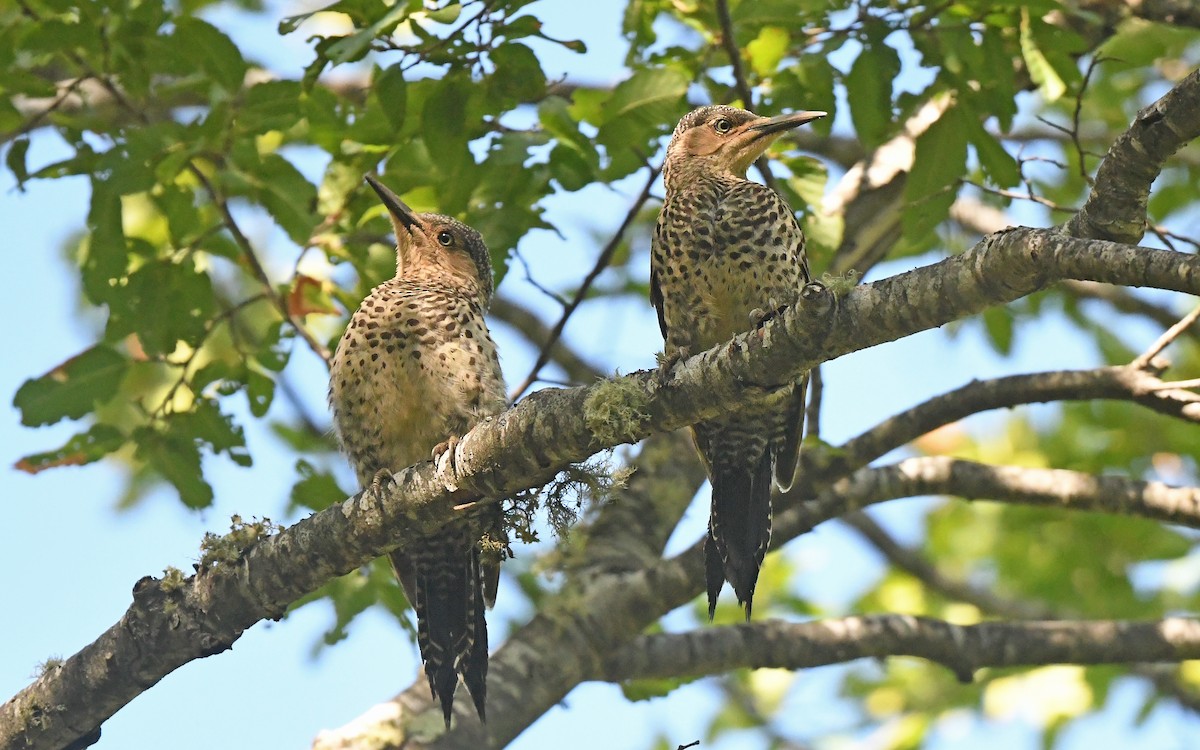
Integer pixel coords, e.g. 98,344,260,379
134,422,213,509
325,4,408,64
981,305,1015,355
540,96,599,191
6,136,29,187
290,459,350,512
903,101,967,239
594,66,689,178
425,2,461,23
246,367,276,417
105,260,216,356
421,74,469,164
173,18,248,93
14,346,129,426
15,425,126,474
82,176,128,304
487,42,545,109
845,34,900,148
620,675,697,702
153,185,205,249
745,26,789,78
970,126,1021,189
255,321,294,372
238,81,305,135
373,64,407,131
1019,8,1065,102
179,401,251,467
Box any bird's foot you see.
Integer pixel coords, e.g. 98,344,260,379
654,346,689,388
432,434,460,464
432,435,461,490
749,296,788,329
368,468,397,502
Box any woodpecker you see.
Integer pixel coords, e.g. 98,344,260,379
651,105,826,619
329,175,507,725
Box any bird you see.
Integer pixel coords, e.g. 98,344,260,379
329,174,508,726
650,105,826,620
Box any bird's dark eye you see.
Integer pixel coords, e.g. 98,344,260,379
437,231,454,246
713,118,732,134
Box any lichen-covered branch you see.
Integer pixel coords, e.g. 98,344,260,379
599,616,1200,685
7,226,1200,750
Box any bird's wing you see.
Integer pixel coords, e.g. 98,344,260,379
773,372,807,492
649,265,668,339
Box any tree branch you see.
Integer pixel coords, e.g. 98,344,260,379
834,364,1200,478
9,226,1200,750
600,616,1200,685
1064,67,1200,243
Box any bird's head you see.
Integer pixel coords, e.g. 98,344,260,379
364,175,495,301
663,105,826,185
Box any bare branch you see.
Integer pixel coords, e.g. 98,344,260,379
1064,67,1200,243
804,457,1200,531
834,364,1200,478
600,616,1200,685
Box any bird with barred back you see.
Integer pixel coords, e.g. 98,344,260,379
651,105,826,620
329,175,508,726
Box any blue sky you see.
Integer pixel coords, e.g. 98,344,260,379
2,1,1198,748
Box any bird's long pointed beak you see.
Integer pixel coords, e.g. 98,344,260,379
364,174,419,230
749,110,827,137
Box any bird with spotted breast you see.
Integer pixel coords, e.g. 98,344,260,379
328,175,508,726
651,105,826,620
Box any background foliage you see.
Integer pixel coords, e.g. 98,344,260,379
4,0,1200,748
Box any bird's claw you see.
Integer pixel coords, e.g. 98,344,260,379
654,346,689,388
432,435,461,490
369,468,397,501
749,296,788,329
432,435,460,464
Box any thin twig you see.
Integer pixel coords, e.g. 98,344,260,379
187,164,332,363
507,164,661,400
1132,304,1200,369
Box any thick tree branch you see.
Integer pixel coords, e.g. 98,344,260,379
1064,67,1200,243
8,227,1200,750
599,616,1200,684
323,443,1200,750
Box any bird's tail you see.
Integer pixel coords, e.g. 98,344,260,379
704,448,773,620
392,534,489,727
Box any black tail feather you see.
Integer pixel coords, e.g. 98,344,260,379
401,536,490,727
706,449,773,619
